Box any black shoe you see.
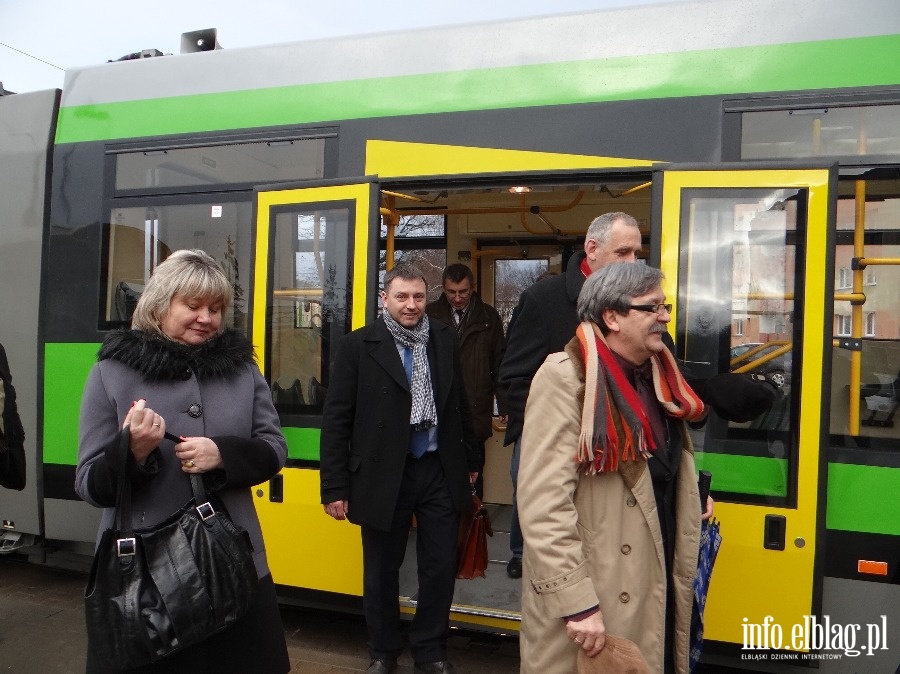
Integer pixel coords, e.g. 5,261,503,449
414,661,455,674
506,556,522,578
367,659,397,673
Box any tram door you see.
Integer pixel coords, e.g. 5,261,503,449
251,178,379,597
656,167,836,649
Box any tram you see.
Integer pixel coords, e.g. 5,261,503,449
1,0,899,670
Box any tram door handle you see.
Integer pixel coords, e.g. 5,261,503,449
764,514,786,551
269,474,284,503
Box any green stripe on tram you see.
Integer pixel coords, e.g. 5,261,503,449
693,452,788,497
826,463,900,536
43,342,100,465
282,426,321,462
55,34,900,144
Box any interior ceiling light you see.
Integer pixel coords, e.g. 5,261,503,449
508,186,532,193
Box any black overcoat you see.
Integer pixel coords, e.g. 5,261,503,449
499,251,587,445
319,317,478,532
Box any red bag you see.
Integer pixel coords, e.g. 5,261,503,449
456,489,493,579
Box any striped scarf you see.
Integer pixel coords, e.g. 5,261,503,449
576,321,705,474
382,311,437,430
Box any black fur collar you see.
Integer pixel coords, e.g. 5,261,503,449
99,329,255,382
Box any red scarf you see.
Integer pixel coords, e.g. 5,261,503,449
579,257,592,279
576,322,705,474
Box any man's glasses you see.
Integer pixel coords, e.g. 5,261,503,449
629,303,672,315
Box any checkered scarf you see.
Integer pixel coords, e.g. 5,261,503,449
382,311,437,430
576,321,705,474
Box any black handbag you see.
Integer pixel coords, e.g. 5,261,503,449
84,427,258,669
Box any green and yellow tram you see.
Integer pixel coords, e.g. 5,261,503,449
1,0,898,669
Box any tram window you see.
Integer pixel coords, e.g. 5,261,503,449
830,181,900,448
269,206,351,416
494,259,550,332
377,249,447,306
102,201,252,332
379,215,447,304
379,213,444,239
739,104,900,160
677,188,802,506
115,138,326,191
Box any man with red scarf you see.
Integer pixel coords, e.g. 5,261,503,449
517,263,714,674
500,211,644,578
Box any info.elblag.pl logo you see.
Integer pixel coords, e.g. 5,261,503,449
741,615,889,661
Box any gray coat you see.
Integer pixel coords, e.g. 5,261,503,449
75,330,287,578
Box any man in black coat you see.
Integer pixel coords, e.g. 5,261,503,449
320,262,479,674
499,211,644,578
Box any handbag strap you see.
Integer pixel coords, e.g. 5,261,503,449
113,426,137,557
112,427,216,558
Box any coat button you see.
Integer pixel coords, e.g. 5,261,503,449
377,421,384,428
626,496,636,507
382,387,388,394
621,544,632,555
188,403,203,418
619,592,630,603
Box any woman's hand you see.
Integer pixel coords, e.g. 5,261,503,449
123,399,165,465
566,610,607,657
174,436,223,473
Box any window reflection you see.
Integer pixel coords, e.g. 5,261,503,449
104,201,251,332
115,138,326,190
677,189,801,504
269,207,351,415
740,105,900,160
830,181,900,447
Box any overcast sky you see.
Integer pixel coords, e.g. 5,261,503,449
1,0,684,94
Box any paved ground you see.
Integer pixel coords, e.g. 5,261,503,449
0,556,520,673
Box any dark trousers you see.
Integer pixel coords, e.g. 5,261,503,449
361,451,459,664
472,439,486,500
508,438,523,558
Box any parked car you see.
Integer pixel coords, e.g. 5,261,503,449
731,342,792,387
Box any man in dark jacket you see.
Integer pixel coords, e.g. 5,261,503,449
426,264,507,498
499,211,644,577
320,263,479,674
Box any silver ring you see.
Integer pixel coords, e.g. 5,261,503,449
152,422,160,427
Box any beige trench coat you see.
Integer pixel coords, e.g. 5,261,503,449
517,341,701,674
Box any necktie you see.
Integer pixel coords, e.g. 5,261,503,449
455,309,465,330
402,345,413,382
